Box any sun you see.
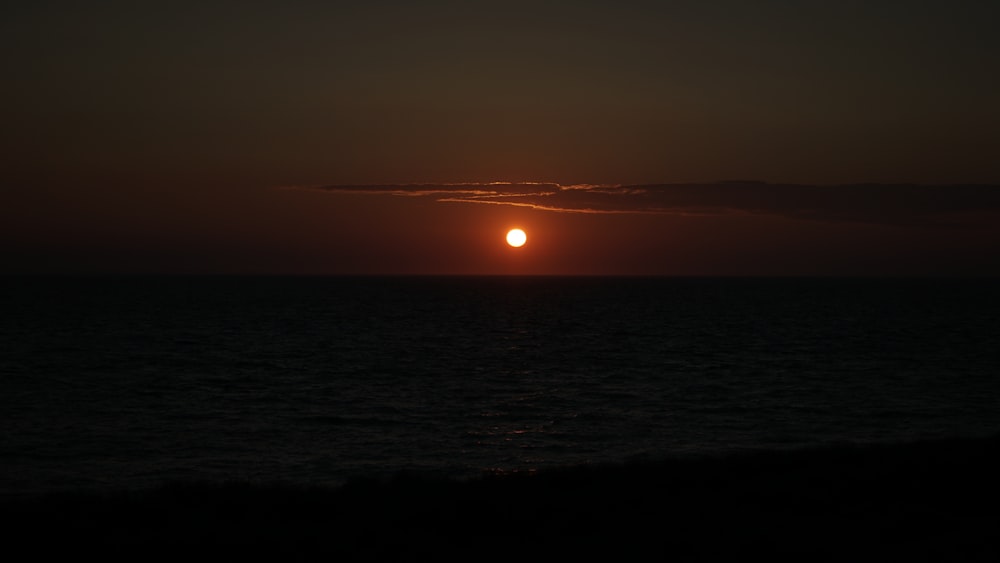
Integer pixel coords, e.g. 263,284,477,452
506,228,527,248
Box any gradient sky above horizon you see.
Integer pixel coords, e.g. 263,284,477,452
2,1,999,275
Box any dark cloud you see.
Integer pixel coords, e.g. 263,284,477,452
296,182,1000,227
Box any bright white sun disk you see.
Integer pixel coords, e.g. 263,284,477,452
506,228,527,247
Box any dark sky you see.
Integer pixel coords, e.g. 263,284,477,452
3,1,999,275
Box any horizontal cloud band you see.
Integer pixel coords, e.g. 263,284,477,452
292,182,1000,227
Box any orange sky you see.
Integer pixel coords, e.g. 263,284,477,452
2,1,999,275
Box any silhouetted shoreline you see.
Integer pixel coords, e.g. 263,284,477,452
3,435,998,561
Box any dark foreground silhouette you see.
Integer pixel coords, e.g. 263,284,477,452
3,435,999,561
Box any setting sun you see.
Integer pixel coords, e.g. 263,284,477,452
506,228,527,248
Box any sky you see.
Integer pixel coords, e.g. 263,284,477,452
2,0,999,275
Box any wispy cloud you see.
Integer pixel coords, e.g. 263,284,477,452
290,182,1000,227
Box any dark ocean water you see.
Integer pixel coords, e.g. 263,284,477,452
2,276,999,495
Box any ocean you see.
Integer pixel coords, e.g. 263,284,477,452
2,276,999,495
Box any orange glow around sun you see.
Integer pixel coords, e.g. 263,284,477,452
506,228,527,247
